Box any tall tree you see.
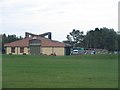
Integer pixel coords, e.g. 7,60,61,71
84,27,118,51
66,29,84,47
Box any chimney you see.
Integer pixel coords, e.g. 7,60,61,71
25,32,29,38
48,32,52,40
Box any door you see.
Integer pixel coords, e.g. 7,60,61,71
29,39,41,55
30,45,40,55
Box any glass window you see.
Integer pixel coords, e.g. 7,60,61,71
11,47,15,53
20,47,24,53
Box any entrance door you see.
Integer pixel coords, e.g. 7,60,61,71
30,45,40,55
29,39,41,55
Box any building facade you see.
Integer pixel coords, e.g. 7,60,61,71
4,32,71,56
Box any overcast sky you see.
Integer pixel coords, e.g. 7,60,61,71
0,0,119,41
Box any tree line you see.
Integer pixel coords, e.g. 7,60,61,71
2,34,23,53
64,27,120,51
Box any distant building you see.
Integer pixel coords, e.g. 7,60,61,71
4,32,71,56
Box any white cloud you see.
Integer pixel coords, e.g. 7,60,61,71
0,0,119,41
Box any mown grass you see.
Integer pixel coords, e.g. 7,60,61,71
0,54,2,89
2,54,118,88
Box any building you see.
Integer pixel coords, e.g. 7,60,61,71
4,32,71,56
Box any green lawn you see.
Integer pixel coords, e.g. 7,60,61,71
0,71,1,89
2,54,118,88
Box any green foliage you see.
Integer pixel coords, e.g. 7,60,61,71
65,27,118,51
70,29,84,43
84,27,118,51
2,34,23,53
66,29,84,47
2,34,23,44
118,34,120,51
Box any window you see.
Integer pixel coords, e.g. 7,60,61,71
11,47,15,53
20,47,24,53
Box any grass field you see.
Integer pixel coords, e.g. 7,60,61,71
2,54,118,88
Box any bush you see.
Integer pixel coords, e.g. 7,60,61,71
23,53,26,55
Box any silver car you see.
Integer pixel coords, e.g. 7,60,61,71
71,50,79,55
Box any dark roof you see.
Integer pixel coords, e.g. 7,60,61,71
4,37,66,47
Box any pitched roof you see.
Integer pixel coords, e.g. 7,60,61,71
4,37,66,47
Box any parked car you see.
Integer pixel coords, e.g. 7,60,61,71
71,50,79,55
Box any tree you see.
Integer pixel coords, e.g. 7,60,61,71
118,34,120,51
66,35,72,42
84,27,118,51
2,34,23,53
65,27,118,51
66,29,84,47
84,30,95,48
